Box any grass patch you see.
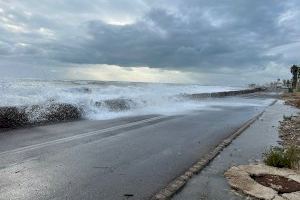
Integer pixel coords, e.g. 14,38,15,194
263,146,300,169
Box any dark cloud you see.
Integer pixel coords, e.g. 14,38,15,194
0,0,299,83
55,1,288,71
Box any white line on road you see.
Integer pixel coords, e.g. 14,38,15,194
0,116,167,157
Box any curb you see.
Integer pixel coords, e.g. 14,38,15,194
151,100,277,200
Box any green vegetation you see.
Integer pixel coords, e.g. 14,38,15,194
283,115,292,120
263,146,300,169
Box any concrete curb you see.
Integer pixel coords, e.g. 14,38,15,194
151,100,277,200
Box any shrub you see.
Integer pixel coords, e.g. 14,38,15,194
263,146,300,169
283,115,292,120
284,145,300,168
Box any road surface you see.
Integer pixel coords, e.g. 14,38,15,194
0,97,272,200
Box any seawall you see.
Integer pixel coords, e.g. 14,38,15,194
184,87,264,99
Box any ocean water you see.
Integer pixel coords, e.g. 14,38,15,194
0,79,268,120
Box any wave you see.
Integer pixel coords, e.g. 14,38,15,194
0,80,266,128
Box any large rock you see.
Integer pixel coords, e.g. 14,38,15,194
0,103,82,129
95,98,135,111
225,166,277,200
0,106,28,128
282,191,300,200
34,103,82,122
225,164,300,200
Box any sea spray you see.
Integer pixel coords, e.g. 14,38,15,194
0,80,268,128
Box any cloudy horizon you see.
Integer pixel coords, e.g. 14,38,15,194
0,0,299,85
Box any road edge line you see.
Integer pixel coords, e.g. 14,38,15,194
0,116,167,157
151,100,277,200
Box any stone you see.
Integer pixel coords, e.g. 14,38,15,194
0,106,28,128
95,98,135,111
282,191,300,200
225,164,300,200
225,166,277,200
0,103,82,129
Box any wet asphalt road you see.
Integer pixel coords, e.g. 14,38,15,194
0,99,269,200
172,101,295,200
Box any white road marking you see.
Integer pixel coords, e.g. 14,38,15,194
0,116,166,157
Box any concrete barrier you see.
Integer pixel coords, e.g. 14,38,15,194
185,87,264,99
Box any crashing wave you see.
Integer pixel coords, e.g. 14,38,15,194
0,80,265,129
0,88,264,129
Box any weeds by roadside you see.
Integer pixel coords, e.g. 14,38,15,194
263,145,300,169
282,92,300,108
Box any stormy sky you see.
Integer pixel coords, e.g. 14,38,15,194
0,0,299,85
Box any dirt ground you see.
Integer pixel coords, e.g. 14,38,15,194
253,174,300,193
279,93,300,147
282,92,300,108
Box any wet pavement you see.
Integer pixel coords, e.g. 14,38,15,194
0,97,272,200
172,101,299,200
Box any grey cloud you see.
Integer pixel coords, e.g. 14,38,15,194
0,0,299,82
54,3,286,71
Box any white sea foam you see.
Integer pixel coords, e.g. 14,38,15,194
0,79,269,120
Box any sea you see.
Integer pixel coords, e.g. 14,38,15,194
0,79,270,120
